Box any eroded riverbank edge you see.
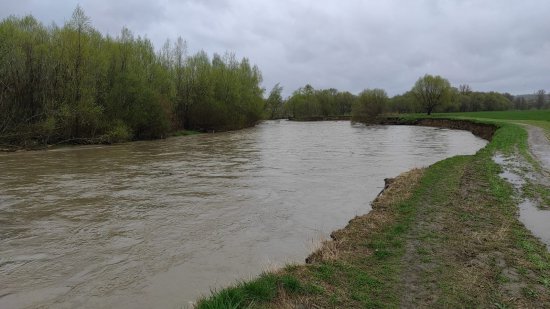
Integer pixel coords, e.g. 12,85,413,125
196,119,550,308
378,117,497,140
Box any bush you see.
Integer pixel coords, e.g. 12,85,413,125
351,89,388,123
103,121,132,144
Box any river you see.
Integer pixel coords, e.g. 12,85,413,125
0,121,487,308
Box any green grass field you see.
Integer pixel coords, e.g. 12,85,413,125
433,110,550,121
430,110,550,141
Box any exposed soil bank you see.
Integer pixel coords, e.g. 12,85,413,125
379,117,497,141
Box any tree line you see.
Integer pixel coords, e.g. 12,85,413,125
0,7,264,148
2,8,548,149
264,75,549,122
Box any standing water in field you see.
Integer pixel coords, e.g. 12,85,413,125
0,121,487,308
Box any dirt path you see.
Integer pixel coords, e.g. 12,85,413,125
526,125,550,172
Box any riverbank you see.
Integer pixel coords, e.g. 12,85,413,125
0,129,203,152
288,115,351,121
196,118,550,308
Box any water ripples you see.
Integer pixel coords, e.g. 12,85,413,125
0,121,487,308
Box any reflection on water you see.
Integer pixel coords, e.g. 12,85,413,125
0,121,487,308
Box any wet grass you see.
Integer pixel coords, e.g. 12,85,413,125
195,115,550,308
196,272,325,309
523,182,550,208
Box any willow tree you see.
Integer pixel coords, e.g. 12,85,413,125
412,74,451,115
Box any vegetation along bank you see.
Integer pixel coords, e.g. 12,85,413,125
0,7,265,150
196,113,550,308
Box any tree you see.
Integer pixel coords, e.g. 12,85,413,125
389,91,418,113
351,88,388,123
536,89,546,109
335,91,354,115
0,8,266,147
411,74,451,115
67,5,91,104
265,83,283,119
173,37,187,128
458,84,472,95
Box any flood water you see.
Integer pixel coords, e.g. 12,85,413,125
0,121,487,308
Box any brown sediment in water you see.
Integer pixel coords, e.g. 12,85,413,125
2,122,488,308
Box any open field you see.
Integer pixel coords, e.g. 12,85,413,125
431,110,550,122
196,112,550,308
430,110,550,141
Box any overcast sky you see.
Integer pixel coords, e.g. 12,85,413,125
2,0,549,97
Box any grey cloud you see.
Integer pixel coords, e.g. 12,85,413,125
1,0,549,96
85,0,166,34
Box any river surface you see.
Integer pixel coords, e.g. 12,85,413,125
0,121,487,308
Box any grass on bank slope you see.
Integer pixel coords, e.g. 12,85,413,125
196,118,550,308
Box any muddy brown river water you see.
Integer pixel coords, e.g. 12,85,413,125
0,121,487,308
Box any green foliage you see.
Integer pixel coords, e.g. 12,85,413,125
388,91,419,113
280,274,302,293
0,8,264,147
411,74,452,115
196,273,307,309
351,88,388,123
285,85,353,119
386,79,515,115
265,83,284,119
103,120,132,143
452,91,512,112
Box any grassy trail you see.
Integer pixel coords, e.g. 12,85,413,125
196,116,550,308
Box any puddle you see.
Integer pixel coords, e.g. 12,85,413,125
493,153,550,249
519,200,550,248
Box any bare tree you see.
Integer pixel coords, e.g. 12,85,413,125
459,84,472,95
536,89,546,109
